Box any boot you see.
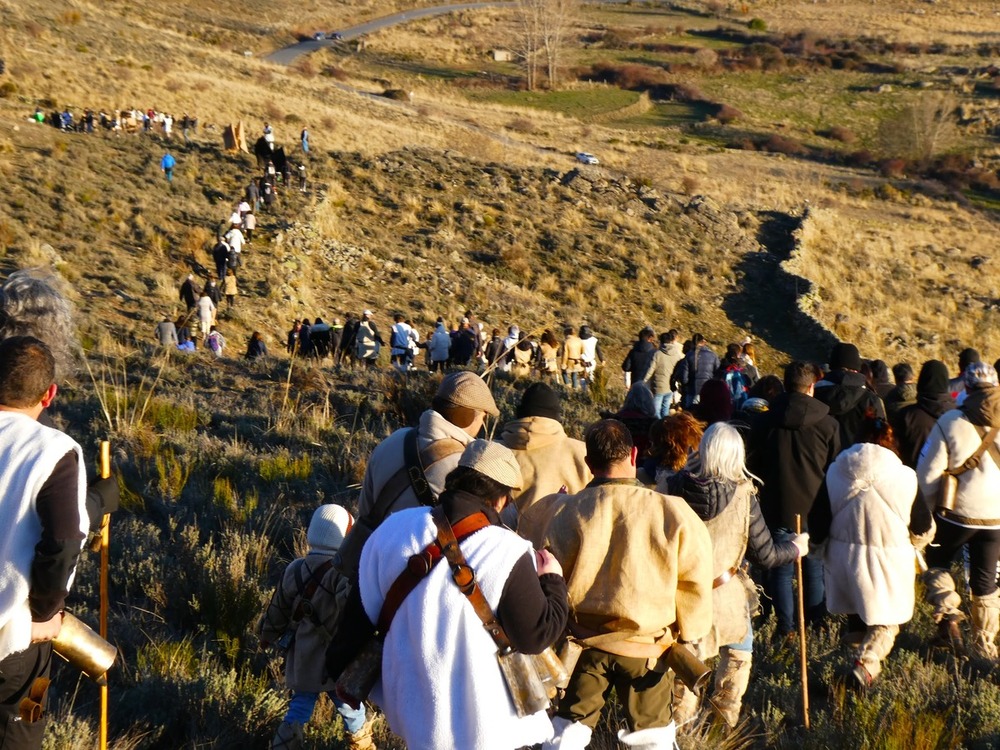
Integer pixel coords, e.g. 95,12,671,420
617,723,678,749
671,675,700,730
541,716,593,750
348,718,377,750
853,623,900,686
932,615,965,653
970,592,1000,660
271,721,304,750
923,568,964,622
710,648,752,728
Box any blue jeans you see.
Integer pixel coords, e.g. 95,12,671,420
285,691,366,734
727,614,754,653
652,392,672,418
764,531,825,635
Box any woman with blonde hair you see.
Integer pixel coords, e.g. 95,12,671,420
665,422,807,727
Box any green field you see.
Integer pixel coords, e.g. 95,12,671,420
463,87,642,117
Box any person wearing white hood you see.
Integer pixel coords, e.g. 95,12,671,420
501,325,520,372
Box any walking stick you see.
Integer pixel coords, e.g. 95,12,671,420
795,513,810,729
98,441,111,750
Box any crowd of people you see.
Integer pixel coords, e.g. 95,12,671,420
158,121,311,359
30,105,198,140
4,263,1000,750
259,332,1000,750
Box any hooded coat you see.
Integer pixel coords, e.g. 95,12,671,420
499,417,591,514
677,345,721,404
823,443,918,625
814,370,886,448
621,339,657,382
752,391,841,532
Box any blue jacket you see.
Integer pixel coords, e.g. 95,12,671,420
160,154,176,170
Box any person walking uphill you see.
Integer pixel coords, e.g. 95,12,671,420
259,505,375,750
917,362,1000,657
750,361,840,637
814,342,886,448
621,327,656,390
677,333,720,409
357,441,569,750
642,330,684,418
521,420,713,749
160,151,175,182
0,337,89,750
666,422,806,728
810,415,933,686
499,383,591,520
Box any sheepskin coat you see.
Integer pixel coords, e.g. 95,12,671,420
823,443,918,625
499,417,591,515
520,479,713,646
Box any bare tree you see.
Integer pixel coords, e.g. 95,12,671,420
511,0,577,90
511,0,543,91
539,0,578,87
878,92,958,163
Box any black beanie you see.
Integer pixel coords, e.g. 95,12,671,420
917,360,950,397
958,347,981,372
829,342,862,372
517,383,562,421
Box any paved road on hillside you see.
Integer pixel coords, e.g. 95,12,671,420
266,2,513,66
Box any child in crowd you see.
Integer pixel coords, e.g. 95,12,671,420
259,505,374,750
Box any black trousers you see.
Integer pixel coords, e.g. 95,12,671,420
925,518,1000,597
0,642,52,750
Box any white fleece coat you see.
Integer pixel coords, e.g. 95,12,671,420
917,407,1000,527
360,507,552,750
0,412,87,660
823,443,918,626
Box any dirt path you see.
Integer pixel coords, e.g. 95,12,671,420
722,211,836,364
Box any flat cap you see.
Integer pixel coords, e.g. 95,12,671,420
436,371,499,416
458,440,522,490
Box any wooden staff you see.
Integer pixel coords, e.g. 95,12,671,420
795,513,810,729
99,441,111,750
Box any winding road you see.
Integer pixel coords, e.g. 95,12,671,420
266,2,513,66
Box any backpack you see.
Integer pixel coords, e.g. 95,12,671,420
723,366,751,410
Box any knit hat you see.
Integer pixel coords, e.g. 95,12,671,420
516,383,562,421
306,504,354,554
916,360,950,397
741,397,769,414
829,342,862,372
965,361,999,390
436,371,499,416
458,440,523,490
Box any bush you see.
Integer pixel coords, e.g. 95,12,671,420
0,81,17,98
714,103,743,123
826,125,857,144
748,17,768,31
762,134,808,156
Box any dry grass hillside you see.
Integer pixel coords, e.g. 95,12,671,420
2,0,1000,748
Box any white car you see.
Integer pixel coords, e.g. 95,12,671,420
576,152,599,165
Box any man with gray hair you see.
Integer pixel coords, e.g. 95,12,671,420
0,269,77,383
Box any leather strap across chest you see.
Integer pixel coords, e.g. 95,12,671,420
375,511,491,636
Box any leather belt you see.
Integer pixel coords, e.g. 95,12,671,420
713,565,740,589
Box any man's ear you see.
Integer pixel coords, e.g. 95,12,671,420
39,383,58,409
630,446,638,467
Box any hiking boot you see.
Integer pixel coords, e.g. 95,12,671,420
932,616,965,652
